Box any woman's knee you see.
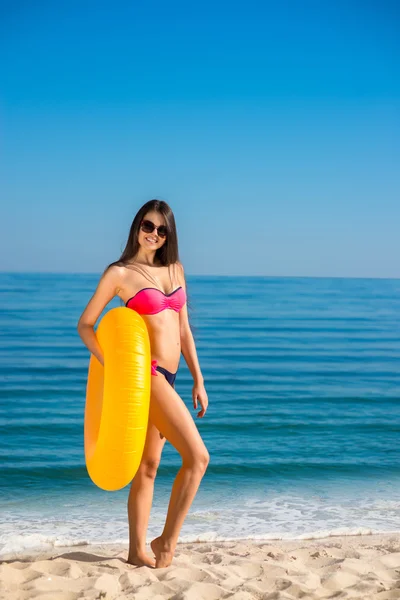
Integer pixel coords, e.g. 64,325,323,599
184,448,210,474
199,449,210,474
138,457,160,480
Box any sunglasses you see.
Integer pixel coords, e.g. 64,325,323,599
140,219,168,239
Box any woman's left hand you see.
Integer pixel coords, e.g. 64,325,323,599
192,382,208,418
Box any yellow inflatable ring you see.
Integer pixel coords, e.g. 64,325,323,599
84,307,151,491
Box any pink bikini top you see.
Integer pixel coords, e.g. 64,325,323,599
125,286,186,315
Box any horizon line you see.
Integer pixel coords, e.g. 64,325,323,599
0,271,399,281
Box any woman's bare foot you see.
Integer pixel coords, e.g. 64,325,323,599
126,551,156,568
150,535,175,568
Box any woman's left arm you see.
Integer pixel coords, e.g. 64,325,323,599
177,262,208,418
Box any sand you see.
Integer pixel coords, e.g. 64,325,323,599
1,533,400,599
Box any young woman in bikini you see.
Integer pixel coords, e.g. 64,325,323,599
77,199,209,568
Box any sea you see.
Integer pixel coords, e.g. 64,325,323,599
1,272,400,556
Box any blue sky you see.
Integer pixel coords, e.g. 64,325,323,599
1,0,399,277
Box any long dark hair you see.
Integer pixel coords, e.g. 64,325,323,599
104,199,193,324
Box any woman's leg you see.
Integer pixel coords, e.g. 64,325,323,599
127,418,167,567
147,374,210,568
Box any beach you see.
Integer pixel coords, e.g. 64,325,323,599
1,533,400,599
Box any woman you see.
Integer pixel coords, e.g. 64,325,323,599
77,199,209,569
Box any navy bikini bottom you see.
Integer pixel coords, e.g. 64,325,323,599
155,364,177,387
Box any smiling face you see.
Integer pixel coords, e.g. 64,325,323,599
138,211,168,250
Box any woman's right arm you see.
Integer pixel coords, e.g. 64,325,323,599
77,266,122,366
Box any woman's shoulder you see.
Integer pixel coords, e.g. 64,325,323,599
100,264,126,295
102,263,126,280
172,261,186,288
174,260,185,273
